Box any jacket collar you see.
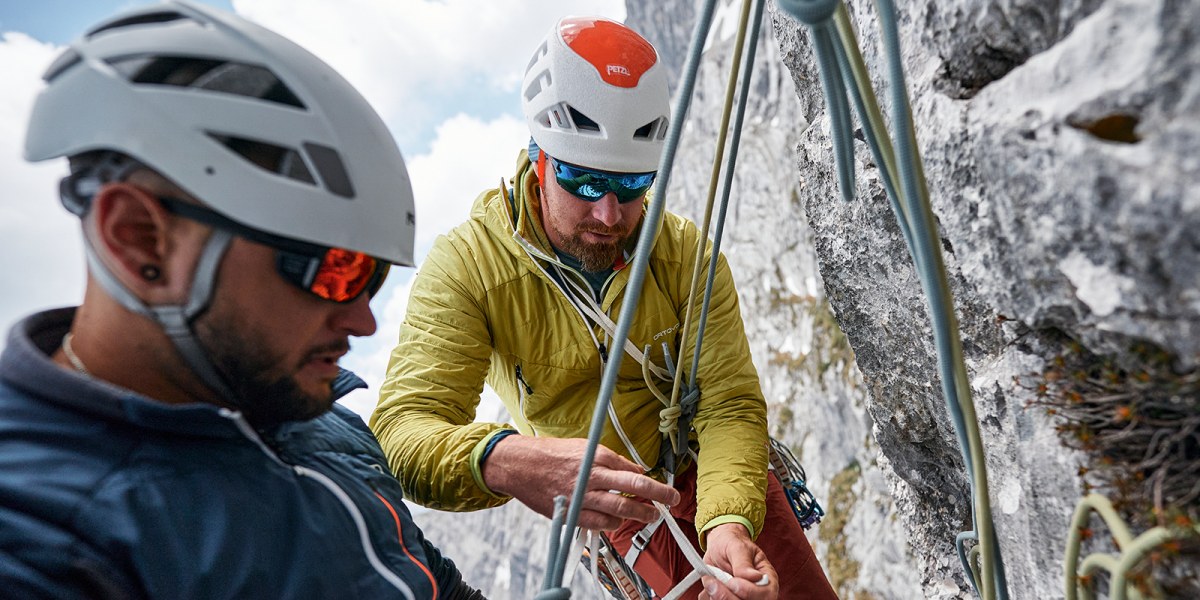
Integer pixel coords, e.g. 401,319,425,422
492,150,664,307
0,308,365,438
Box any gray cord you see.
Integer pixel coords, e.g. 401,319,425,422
688,0,767,389
541,0,723,592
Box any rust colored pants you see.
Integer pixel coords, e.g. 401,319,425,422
609,465,839,599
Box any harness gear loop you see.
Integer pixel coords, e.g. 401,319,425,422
580,531,656,600
768,438,825,529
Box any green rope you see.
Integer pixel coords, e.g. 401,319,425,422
668,0,758,456
1065,493,1200,600
688,0,767,395
777,0,1008,597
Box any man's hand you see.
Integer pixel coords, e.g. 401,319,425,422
698,523,778,600
481,435,680,530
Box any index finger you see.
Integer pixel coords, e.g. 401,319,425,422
591,445,646,473
590,469,680,506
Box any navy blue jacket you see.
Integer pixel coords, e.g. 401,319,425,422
0,308,480,599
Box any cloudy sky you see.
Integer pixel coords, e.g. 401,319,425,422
0,0,625,420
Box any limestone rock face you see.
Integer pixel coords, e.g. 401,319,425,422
630,1,920,598
769,0,1200,597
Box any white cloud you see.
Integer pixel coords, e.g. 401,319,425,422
408,113,529,252
0,32,84,337
232,0,626,150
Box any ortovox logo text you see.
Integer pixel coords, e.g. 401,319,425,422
607,64,631,77
653,323,680,341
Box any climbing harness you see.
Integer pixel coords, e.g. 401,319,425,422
579,531,657,600
536,0,777,597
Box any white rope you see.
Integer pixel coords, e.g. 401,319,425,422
652,502,734,600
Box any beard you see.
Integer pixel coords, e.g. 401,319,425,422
549,217,635,272
194,311,345,427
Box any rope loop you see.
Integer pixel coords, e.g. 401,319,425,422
776,0,839,25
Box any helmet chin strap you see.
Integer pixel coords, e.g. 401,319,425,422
83,229,241,406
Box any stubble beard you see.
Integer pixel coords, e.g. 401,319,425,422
194,310,343,427
551,217,634,273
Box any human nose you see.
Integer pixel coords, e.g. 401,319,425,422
332,292,377,337
589,192,622,227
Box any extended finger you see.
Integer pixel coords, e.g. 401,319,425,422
590,469,681,505
582,489,659,524
700,574,739,600
575,509,623,532
591,445,647,473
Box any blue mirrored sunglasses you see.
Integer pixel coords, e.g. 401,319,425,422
550,157,656,204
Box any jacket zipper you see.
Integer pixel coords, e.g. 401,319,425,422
373,490,438,600
219,410,417,599
293,465,417,600
515,365,538,436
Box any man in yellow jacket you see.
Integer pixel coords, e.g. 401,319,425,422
372,16,836,600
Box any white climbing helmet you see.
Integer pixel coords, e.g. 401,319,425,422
24,0,415,266
521,16,670,174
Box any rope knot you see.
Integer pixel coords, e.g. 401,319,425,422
658,405,682,433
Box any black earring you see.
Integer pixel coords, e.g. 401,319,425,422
140,265,161,281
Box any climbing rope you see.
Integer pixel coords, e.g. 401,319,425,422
664,0,763,460
539,0,723,594
775,0,1008,597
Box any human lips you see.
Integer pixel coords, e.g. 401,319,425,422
301,342,349,377
582,230,620,243
578,223,625,242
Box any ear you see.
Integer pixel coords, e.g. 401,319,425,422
89,183,178,299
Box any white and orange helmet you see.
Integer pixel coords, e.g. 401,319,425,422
521,16,670,174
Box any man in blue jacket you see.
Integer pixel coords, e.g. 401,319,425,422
0,2,482,598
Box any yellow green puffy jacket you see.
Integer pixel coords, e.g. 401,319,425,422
371,151,769,537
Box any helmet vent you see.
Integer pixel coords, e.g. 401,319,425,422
303,142,355,199
43,48,83,83
87,11,192,38
108,56,306,109
524,71,550,103
208,133,317,186
567,106,601,133
633,116,669,141
525,41,549,76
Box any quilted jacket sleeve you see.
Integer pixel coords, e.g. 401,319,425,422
676,229,771,540
370,228,513,511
